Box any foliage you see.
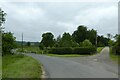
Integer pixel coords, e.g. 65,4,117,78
26,42,30,46
87,29,97,45
40,32,54,48
82,39,93,47
72,25,88,43
49,47,96,55
108,40,114,47
112,34,120,55
73,47,96,55
0,8,6,27
2,32,16,55
49,47,73,54
97,35,109,47
3,54,42,78
59,32,73,47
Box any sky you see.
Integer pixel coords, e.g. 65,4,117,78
0,0,119,42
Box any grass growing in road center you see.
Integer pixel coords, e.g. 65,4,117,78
3,54,42,78
97,47,104,53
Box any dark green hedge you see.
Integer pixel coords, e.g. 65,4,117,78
49,47,96,55
112,46,120,55
49,47,73,55
73,47,96,55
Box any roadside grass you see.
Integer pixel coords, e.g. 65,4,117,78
2,54,42,78
0,56,1,79
17,46,104,57
109,48,120,64
97,47,104,53
47,54,90,57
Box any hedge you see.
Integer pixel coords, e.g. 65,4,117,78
49,47,96,55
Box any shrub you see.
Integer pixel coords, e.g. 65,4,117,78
82,39,93,47
49,47,96,55
73,47,96,55
49,47,73,54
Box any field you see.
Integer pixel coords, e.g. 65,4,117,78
2,54,42,78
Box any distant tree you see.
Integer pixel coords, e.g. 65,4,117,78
87,29,97,45
97,35,109,47
0,8,6,27
40,32,54,48
82,39,93,47
72,25,88,43
107,33,112,40
112,34,120,55
54,35,61,47
39,43,44,50
27,42,30,46
113,34,119,41
2,32,16,55
108,40,114,47
59,32,73,47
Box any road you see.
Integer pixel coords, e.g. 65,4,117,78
23,47,118,78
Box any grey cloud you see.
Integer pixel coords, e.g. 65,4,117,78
1,2,118,41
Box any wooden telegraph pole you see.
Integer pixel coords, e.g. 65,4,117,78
22,33,23,52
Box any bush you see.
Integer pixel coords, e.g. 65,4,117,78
49,47,73,54
73,47,96,55
82,39,93,47
49,47,96,55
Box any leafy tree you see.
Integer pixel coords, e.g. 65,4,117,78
59,32,73,47
108,40,114,47
40,32,54,48
2,32,16,55
72,25,88,43
39,43,44,50
27,42,30,47
54,35,61,47
97,35,109,47
0,8,6,27
107,33,112,40
82,39,93,47
87,29,97,45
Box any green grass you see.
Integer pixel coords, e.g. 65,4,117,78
97,47,104,53
110,48,120,64
47,54,90,57
2,54,42,78
0,56,1,79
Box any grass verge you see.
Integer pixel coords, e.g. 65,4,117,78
97,47,104,53
2,54,42,78
47,54,90,57
109,48,120,64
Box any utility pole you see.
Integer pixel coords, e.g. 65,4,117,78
96,31,97,53
22,33,23,52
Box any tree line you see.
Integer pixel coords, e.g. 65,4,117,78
1,8,119,55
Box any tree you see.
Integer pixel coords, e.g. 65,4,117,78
87,29,97,45
27,42,30,47
2,32,16,55
97,35,109,47
0,8,6,27
82,39,93,47
59,32,73,47
40,32,54,48
107,33,112,40
72,25,88,43
108,40,114,47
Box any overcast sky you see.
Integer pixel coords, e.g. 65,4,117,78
0,0,119,42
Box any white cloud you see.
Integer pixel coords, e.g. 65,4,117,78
0,2,118,41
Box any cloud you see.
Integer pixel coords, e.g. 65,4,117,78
0,2,118,41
